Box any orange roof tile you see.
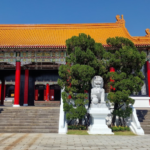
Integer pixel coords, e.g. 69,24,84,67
0,15,150,47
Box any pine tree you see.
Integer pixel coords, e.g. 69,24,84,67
58,33,106,125
104,37,146,126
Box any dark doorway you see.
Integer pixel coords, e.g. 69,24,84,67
38,89,44,101
35,84,45,101
6,85,15,98
51,84,61,101
54,89,61,101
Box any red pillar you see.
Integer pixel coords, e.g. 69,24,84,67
35,89,38,101
110,67,115,91
50,89,54,101
46,84,50,101
23,70,29,106
147,61,150,105
14,61,21,107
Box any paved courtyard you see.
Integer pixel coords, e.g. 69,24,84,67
0,133,149,150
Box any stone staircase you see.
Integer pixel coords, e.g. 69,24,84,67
34,101,60,107
136,110,150,134
0,108,60,133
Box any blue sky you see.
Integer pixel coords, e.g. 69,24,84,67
0,0,149,36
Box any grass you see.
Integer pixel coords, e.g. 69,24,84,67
67,130,135,136
67,130,89,135
113,131,136,136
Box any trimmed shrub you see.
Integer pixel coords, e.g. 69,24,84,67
111,126,130,132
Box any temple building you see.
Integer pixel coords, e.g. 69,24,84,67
0,15,150,107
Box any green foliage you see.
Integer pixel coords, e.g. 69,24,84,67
58,34,146,127
105,37,146,125
68,125,87,130
111,126,130,132
58,33,106,122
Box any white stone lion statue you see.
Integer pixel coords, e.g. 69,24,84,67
91,76,105,105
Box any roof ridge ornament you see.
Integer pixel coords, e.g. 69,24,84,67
145,28,150,37
116,15,125,25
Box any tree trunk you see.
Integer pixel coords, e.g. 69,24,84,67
111,103,118,126
79,119,82,125
123,118,126,127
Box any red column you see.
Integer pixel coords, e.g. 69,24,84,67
110,67,115,91
35,89,38,101
147,61,150,105
23,70,29,106
50,89,54,101
14,61,21,107
46,84,49,101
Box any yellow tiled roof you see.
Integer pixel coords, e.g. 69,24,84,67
0,15,150,47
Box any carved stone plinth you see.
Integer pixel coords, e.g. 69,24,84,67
88,103,114,134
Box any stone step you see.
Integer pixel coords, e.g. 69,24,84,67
0,129,58,133
0,113,59,116
0,113,59,115
0,114,59,118
136,109,150,134
0,126,58,129
0,116,59,118
0,116,59,119
0,123,58,126
1,110,56,113
34,105,60,107
0,120,58,123
1,110,60,113
139,119,150,122
141,125,150,128
0,118,59,120
140,122,150,125
1,112,59,114
0,108,60,133
143,130,150,134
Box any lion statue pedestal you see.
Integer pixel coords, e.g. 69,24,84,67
87,76,114,134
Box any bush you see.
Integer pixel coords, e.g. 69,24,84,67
111,126,130,132
68,125,87,130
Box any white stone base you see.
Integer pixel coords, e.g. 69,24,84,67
88,103,114,135
131,97,150,108
13,104,20,107
23,104,28,106
88,125,113,134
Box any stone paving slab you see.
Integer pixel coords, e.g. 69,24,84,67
0,133,149,150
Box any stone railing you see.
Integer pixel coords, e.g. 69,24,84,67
58,88,68,134
126,105,144,135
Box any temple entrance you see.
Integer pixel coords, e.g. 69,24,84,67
38,89,44,101
6,85,14,98
5,81,15,102
34,81,61,101
35,84,46,101
51,85,61,101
